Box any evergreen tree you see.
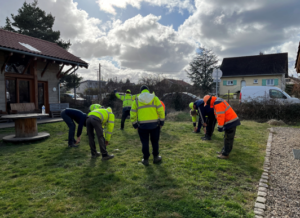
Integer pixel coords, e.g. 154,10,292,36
61,73,83,91
187,47,218,93
2,0,71,49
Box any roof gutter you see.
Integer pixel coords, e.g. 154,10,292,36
0,46,88,69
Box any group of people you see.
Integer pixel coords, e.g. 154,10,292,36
189,95,240,159
61,85,240,165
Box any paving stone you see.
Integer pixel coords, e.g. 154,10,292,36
258,187,267,192
261,175,268,180
254,209,264,216
256,197,266,203
255,216,263,218
260,179,268,183
255,202,266,209
259,183,268,188
262,172,268,176
258,191,267,197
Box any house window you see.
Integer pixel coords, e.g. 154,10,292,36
267,79,274,85
253,79,258,84
227,80,234,85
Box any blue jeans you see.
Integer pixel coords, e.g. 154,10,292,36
61,110,76,145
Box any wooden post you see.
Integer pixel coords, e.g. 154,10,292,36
33,61,38,110
15,118,38,137
228,90,230,103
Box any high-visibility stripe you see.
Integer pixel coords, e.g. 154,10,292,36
94,111,104,121
106,131,112,134
137,105,156,109
139,119,159,124
225,105,231,112
159,118,165,121
157,105,163,108
216,111,225,115
132,121,137,124
131,109,137,112
108,121,114,123
218,125,224,128
225,117,239,125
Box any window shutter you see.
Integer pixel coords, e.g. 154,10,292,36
262,79,266,86
223,80,227,86
274,79,279,86
233,80,237,85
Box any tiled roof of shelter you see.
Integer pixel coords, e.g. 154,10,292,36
0,29,88,68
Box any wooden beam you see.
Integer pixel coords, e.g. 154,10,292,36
41,61,49,78
33,61,38,110
59,65,75,78
56,63,65,79
5,72,34,79
1,53,13,74
22,58,33,74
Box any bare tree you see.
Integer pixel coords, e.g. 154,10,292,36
187,47,218,94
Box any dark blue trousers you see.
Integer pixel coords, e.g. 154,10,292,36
138,126,160,160
61,110,76,146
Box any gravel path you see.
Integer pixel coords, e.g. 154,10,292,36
265,127,300,218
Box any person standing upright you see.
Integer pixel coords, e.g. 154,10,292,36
203,95,241,159
114,89,138,130
86,107,115,160
61,108,87,147
130,85,165,166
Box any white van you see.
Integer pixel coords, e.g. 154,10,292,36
240,86,300,104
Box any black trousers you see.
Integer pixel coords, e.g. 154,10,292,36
205,115,217,137
138,126,160,160
86,115,108,156
221,126,236,156
121,109,131,129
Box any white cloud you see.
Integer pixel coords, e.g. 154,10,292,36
96,0,195,15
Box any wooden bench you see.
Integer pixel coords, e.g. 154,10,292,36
49,103,69,118
10,103,40,114
0,110,9,123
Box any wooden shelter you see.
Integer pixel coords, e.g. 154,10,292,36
0,29,88,113
296,42,300,73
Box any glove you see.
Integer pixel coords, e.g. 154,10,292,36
114,89,117,94
218,127,224,132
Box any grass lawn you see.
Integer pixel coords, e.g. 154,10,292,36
0,113,269,218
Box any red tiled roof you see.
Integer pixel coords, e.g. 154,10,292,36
0,29,88,68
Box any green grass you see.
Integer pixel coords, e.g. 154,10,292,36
0,115,269,218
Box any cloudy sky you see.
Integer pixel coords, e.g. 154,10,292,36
1,0,300,83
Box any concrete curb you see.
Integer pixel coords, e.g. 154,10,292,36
254,127,273,218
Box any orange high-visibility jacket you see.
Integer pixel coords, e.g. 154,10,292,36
160,101,165,111
210,96,240,130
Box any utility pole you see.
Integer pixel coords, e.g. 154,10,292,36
99,63,102,101
216,68,218,97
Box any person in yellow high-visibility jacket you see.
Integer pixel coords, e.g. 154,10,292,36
86,107,115,160
114,89,138,130
89,104,103,111
130,85,165,166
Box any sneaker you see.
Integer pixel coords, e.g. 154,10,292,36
142,159,149,166
201,136,211,140
216,151,222,154
217,154,229,159
192,131,200,134
102,154,114,161
91,152,101,158
68,144,78,148
153,156,162,164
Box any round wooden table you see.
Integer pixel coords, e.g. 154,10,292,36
1,113,50,142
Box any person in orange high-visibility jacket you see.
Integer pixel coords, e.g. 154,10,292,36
160,101,166,117
203,95,241,159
